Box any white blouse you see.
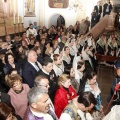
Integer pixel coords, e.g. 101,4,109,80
53,63,64,77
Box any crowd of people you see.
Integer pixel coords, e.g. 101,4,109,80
0,6,120,119
96,31,120,58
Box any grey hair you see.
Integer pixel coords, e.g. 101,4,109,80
28,87,48,104
34,75,48,87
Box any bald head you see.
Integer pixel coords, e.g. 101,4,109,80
28,50,37,63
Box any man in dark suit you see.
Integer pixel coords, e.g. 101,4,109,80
22,50,41,88
91,9,98,28
103,0,112,17
58,35,66,52
94,1,102,22
37,57,58,102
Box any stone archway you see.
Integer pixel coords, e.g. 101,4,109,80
49,14,65,27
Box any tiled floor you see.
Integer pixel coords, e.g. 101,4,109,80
97,65,115,113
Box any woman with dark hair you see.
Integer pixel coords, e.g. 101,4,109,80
60,92,96,120
18,47,29,70
42,42,51,57
36,29,43,41
53,54,64,77
82,44,93,70
96,34,106,55
67,38,77,62
0,102,13,120
3,53,21,75
75,61,85,84
15,45,23,62
80,71,103,112
62,46,72,69
72,25,79,36
21,33,30,46
34,41,40,47
0,102,21,120
0,54,6,91
106,37,118,56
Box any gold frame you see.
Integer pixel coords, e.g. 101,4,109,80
24,0,36,17
49,0,69,8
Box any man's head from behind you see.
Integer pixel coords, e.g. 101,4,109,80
28,87,50,113
42,57,53,73
34,75,50,92
27,50,37,63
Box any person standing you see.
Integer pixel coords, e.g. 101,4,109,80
91,9,98,28
94,1,102,22
26,24,37,38
103,0,112,17
85,17,90,33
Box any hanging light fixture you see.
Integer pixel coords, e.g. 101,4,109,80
69,0,83,12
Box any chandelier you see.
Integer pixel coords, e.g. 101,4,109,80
69,0,83,12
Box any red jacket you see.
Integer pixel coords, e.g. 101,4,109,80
54,86,77,118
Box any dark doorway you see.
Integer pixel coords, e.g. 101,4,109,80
57,15,65,26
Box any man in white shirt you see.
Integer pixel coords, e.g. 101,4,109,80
26,23,37,37
24,87,58,120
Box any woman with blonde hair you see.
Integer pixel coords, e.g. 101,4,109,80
45,47,53,59
54,74,77,118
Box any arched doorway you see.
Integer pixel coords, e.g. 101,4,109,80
50,14,65,27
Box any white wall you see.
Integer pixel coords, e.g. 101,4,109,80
43,0,77,28
17,0,99,28
18,0,40,28
50,14,60,27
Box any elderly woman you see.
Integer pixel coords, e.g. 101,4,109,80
6,74,30,119
54,74,77,118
